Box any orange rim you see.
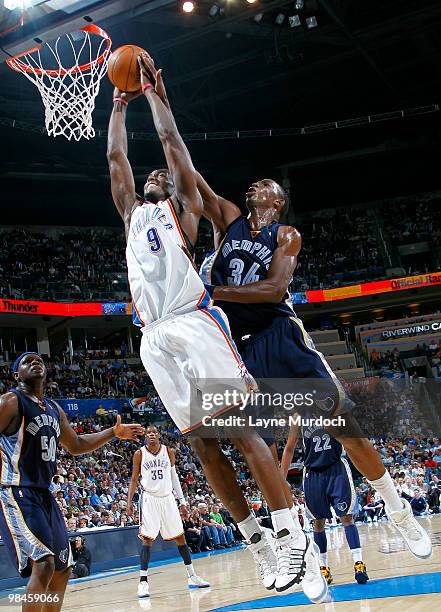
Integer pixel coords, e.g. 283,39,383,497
6,24,111,76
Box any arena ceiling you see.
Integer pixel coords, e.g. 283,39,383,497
1,0,441,223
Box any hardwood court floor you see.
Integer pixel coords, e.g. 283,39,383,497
3,516,441,611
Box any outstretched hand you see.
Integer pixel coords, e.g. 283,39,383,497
138,52,170,109
113,414,144,441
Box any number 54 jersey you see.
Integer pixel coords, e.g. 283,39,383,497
126,199,205,328
0,388,60,489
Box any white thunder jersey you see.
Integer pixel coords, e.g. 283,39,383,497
140,444,173,496
126,198,205,327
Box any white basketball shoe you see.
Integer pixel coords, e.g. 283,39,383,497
387,498,432,559
137,581,150,598
301,540,330,604
188,574,210,588
248,530,278,590
274,527,308,592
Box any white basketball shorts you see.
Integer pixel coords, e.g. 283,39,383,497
140,492,183,540
140,305,255,433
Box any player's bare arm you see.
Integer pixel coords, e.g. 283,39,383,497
280,421,300,480
58,411,144,456
147,64,240,235
127,448,142,516
107,87,142,239
139,53,202,247
0,392,20,435
196,171,242,234
212,226,301,303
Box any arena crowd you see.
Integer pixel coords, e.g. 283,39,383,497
1,194,440,301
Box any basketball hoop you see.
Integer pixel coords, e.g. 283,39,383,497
7,24,112,141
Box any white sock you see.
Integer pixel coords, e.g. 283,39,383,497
289,505,302,530
319,552,328,566
186,563,195,577
271,508,304,543
368,471,403,513
351,548,362,563
238,513,262,543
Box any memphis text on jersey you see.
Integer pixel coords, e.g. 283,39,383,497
26,413,61,437
221,239,273,269
201,414,346,429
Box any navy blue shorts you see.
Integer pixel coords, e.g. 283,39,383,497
303,458,358,520
237,316,352,446
0,486,72,577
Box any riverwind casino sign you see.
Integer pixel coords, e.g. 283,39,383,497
381,321,441,339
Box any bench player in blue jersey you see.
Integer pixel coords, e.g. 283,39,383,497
0,352,144,612
281,422,369,585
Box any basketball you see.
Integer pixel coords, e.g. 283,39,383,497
107,44,146,92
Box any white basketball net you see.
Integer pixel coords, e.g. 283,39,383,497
7,25,111,141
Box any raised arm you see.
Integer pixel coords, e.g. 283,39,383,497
139,53,201,246
195,172,242,234
107,88,141,238
147,65,241,235
59,411,144,456
127,448,142,516
212,226,301,303
280,421,300,479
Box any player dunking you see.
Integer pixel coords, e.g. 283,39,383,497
0,352,144,612
127,425,209,597
138,55,432,572
107,53,322,597
281,423,369,585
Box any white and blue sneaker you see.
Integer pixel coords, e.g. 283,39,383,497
188,574,210,588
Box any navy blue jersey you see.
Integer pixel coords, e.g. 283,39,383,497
303,426,344,471
0,389,61,489
202,216,295,340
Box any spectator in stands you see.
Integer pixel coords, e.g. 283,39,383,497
71,536,92,579
428,483,440,514
410,490,427,516
198,503,227,549
255,499,273,530
209,504,235,547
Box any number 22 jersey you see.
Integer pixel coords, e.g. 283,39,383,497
0,389,60,489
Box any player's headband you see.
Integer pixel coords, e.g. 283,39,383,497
11,352,41,373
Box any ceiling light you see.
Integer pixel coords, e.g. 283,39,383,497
246,0,257,3
289,14,301,27
182,1,195,13
306,15,318,28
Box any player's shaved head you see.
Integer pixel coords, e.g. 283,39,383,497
245,178,288,221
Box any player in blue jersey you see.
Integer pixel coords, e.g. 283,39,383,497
281,422,369,585
0,352,144,612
